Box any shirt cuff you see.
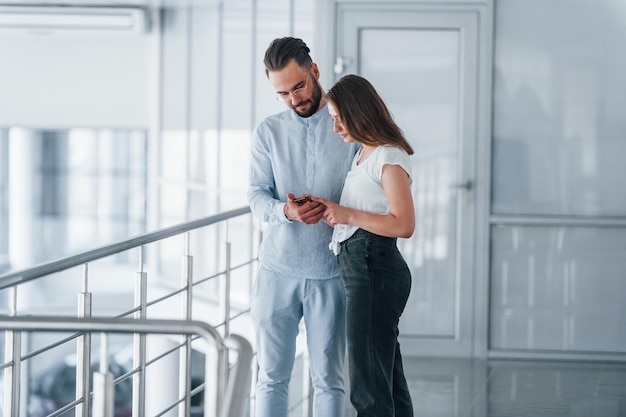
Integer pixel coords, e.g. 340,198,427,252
279,202,292,223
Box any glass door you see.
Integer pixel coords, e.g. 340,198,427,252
335,5,483,356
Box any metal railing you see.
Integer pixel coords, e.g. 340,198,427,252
0,317,253,417
0,206,259,417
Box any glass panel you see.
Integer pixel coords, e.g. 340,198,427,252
492,0,626,216
490,225,626,353
360,28,460,336
0,129,7,273
159,0,314,224
161,130,188,182
222,2,254,131
221,129,250,208
5,128,147,266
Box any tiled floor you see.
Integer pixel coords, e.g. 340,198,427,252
283,350,626,417
361,357,626,417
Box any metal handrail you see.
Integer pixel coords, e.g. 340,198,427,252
0,206,251,289
0,316,254,417
0,205,257,417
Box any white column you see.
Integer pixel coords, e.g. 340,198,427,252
8,127,38,269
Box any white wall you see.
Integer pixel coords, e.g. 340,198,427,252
0,31,152,129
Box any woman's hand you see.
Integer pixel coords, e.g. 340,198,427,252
309,196,351,227
309,164,415,238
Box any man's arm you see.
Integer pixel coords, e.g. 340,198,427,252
247,126,291,225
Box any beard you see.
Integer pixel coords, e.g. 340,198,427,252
292,78,323,118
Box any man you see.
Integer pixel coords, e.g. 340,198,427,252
248,37,358,417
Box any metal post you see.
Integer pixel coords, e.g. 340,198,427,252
220,241,231,339
217,237,232,416
180,232,193,417
133,246,148,417
76,263,92,417
93,333,114,417
182,232,193,320
3,287,20,417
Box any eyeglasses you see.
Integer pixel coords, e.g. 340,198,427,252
275,73,310,102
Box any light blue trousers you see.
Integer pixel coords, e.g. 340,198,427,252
251,266,346,417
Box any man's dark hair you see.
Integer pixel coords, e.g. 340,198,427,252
263,37,312,75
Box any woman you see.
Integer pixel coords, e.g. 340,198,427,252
311,74,415,417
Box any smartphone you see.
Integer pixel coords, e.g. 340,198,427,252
293,195,312,205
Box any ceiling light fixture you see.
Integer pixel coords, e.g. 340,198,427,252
0,6,150,34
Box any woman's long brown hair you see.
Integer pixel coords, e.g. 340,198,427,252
327,74,414,155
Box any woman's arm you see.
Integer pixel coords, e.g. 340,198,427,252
311,164,415,238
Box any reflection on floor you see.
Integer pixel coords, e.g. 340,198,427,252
339,357,626,417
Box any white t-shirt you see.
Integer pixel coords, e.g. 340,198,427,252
329,145,412,255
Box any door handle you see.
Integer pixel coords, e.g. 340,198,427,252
449,180,472,191
334,56,352,75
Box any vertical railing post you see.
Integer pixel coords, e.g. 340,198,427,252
179,232,193,417
215,222,232,416
133,246,148,417
221,232,233,411
76,263,93,417
93,333,114,417
3,286,21,417
220,240,231,339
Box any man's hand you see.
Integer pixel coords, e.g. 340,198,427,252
285,193,325,224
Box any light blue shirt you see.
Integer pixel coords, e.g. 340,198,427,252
248,104,358,280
